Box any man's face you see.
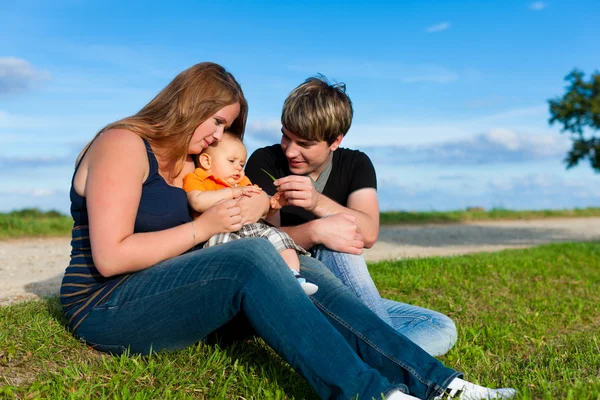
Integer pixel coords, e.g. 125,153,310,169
280,127,341,178
205,137,247,186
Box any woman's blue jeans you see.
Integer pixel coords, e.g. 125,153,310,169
310,245,457,357
74,239,459,400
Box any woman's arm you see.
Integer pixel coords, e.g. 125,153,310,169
85,130,243,277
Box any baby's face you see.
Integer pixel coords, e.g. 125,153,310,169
207,137,248,186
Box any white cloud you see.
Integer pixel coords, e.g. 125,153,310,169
426,22,451,33
0,57,50,94
246,120,281,140
31,188,58,197
376,173,600,212
0,153,76,169
529,1,547,10
245,104,555,152
0,188,69,213
485,128,520,150
361,128,570,166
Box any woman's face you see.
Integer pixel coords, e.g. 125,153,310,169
189,102,241,154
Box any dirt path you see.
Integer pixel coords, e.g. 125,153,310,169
1,217,599,305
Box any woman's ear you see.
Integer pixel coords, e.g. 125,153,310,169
198,153,212,170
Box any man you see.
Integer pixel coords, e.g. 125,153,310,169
245,76,457,356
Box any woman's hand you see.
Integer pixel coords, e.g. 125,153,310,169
198,199,243,234
236,190,270,225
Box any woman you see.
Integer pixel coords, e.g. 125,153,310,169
60,62,515,400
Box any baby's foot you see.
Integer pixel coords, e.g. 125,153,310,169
292,270,318,295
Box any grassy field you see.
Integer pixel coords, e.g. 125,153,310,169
1,242,598,399
0,209,72,239
2,207,600,239
380,207,600,225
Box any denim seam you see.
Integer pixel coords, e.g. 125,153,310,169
95,277,240,310
387,315,432,322
324,252,363,298
312,297,439,391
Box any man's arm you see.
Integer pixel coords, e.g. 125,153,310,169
274,176,379,248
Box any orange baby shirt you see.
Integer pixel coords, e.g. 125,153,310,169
183,168,252,192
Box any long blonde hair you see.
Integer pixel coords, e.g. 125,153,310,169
76,62,248,176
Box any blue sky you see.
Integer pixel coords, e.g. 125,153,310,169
1,0,599,214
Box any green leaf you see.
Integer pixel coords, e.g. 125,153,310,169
261,168,277,182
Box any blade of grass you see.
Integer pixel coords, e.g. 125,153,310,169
261,169,277,182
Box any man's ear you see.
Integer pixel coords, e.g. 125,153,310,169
198,153,211,170
329,134,344,151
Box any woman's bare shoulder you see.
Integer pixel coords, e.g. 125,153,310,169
93,128,146,150
86,129,149,172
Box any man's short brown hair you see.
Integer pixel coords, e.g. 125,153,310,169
281,75,353,144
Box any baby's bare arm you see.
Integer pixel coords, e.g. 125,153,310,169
187,189,236,213
187,187,263,212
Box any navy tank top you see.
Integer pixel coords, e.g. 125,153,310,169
61,138,192,331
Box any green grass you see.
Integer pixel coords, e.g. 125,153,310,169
0,209,72,239
380,207,600,225
3,207,600,240
1,242,599,399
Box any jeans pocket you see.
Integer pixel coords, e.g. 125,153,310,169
94,284,125,310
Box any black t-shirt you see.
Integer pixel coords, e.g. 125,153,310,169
245,144,377,227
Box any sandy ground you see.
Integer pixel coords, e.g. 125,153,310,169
1,217,599,305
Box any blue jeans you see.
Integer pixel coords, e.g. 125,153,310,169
74,239,460,399
310,246,457,357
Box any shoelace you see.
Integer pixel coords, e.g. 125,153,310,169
434,387,463,399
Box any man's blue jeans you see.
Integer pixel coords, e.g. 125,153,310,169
74,239,459,400
310,245,457,357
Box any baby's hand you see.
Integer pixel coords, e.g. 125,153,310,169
270,191,288,210
231,186,262,198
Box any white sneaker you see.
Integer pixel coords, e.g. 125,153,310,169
386,389,420,399
435,378,517,399
300,281,319,296
292,270,319,295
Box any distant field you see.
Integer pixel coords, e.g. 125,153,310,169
1,207,600,239
380,207,600,225
0,209,72,239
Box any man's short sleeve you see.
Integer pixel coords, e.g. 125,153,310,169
348,151,377,194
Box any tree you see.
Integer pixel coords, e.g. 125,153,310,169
548,70,600,172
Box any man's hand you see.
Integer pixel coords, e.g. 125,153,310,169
274,175,320,211
313,213,364,255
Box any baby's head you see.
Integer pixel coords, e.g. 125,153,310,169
197,131,248,186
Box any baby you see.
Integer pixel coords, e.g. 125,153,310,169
183,131,318,295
